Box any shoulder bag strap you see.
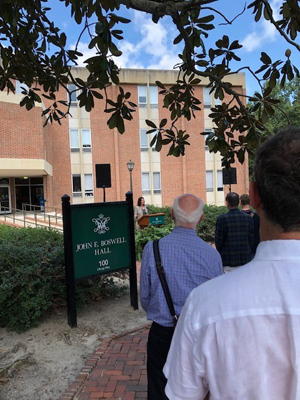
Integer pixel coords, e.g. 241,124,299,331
153,239,178,326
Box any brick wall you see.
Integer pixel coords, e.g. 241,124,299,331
0,101,44,159
44,90,72,208
223,87,250,198
160,86,207,206
91,84,142,204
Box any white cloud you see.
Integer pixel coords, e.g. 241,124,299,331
241,0,281,53
148,53,181,70
117,41,145,68
131,11,181,69
69,12,181,70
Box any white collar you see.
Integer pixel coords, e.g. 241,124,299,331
255,240,300,261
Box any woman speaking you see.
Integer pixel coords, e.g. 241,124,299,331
135,197,148,227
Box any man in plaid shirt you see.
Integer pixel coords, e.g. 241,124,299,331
215,192,254,270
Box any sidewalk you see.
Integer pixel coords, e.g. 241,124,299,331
59,324,150,400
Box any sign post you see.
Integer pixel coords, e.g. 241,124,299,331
62,195,77,328
62,193,138,328
126,192,138,310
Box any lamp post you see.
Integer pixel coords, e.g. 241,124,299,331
127,160,135,193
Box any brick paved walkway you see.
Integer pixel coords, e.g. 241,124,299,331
59,324,150,400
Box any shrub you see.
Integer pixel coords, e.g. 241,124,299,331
135,204,228,255
0,225,128,333
197,204,227,242
0,226,65,332
135,224,173,260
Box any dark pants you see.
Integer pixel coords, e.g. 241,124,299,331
147,322,175,400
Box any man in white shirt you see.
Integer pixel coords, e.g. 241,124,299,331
164,127,300,400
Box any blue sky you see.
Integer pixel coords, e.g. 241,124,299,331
49,0,299,97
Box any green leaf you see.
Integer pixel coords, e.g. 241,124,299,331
155,133,162,152
237,149,245,163
147,129,158,134
260,52,272,65
91,90,103,99
109,42,122,57
116,115,125,134
160,118,167,128
108,111,118,129
146,119,157,129
173,34,183,45
173,146,180,157
223,35,229,48
150,135,157,147
197,15,214,23
156,81,165,89
75,78,85,86
110,14,131,24
229,40,242,50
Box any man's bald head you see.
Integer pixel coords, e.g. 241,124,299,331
172,194,204,229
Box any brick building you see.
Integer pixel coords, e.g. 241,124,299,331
0,69,248,213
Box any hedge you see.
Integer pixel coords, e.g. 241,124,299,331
0,225,127,333
135,204,228,259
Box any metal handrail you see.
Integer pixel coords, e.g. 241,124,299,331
0,205,63,231
21,203,62,214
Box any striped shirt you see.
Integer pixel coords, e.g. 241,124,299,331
140,226,223,327
215,208,254,267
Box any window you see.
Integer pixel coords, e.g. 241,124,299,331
138,85,147,105
0,178,9,185
70,129,80,151
16,80,29,95
203,87,211,107
72,175,82,196
30,177,43,184
140,129,149,150
206,171,214,192
153,172,161,193
142,172,151,194
217,170,224,191
149,86,158,108
84,174,94,197
82,129,91,151
68,83,78,105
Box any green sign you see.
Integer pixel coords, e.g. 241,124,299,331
149,215,165,225
71,203,131,280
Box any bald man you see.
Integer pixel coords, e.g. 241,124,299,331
140,194,223,400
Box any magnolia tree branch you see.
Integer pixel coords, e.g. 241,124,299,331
261,0,300,52
171,8,251,120
0,0,298,163
119,0,214,16
202,3,247,25
228,66,264,90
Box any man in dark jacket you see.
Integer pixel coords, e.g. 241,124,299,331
215,192,254,271
240,193,260,257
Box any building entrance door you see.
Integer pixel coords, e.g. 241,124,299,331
0,185,11,214
15,185,30,210
15,177,44,211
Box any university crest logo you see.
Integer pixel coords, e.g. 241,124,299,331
92,214,110,235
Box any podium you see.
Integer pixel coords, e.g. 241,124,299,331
137,213,165,228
